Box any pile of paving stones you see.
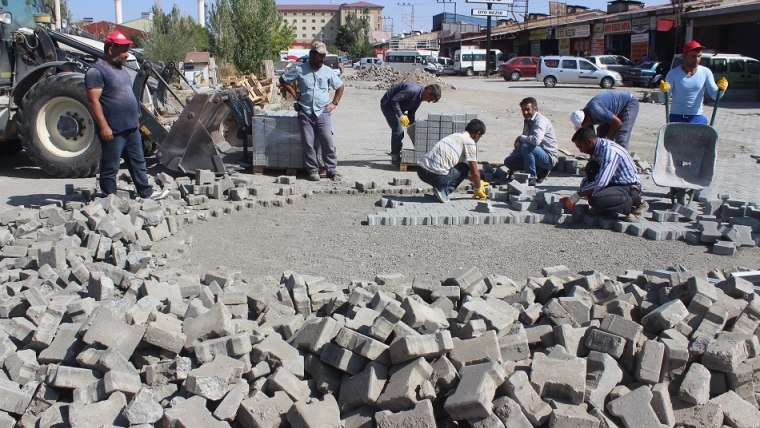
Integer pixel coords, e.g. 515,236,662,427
344,66,453,91
2,171,760,427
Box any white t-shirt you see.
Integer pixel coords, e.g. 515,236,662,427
418,132,477,175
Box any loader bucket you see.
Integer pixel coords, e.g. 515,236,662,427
155,92,233,174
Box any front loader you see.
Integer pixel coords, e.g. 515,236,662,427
0,0,248,178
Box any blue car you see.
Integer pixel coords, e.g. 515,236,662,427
623,61,669,87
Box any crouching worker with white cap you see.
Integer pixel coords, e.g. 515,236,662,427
562,127,648,221
569,90,639,151
417,119,487,203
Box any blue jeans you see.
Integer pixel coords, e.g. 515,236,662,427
100,128,153,198
597,99,639,150
669,114,708,124
297,110,337,174
380,103,405,155
417,163,470,195
503,143,554,178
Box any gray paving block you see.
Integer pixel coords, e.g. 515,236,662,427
678,362,711,404
376,357,433,412
338,362,387,413
606,385,661,427
530,351,586,404
505,370,552,426
585,329,626,359
389,330,453,364
444,361,507,420
287,393,341,428
375,399,436,428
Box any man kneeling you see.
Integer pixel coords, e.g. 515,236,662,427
417,119,486,203
563,127,648,220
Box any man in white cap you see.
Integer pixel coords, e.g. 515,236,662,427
569,90,639,151
86,31,168,200
280,42,345,181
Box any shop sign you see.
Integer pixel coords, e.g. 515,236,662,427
559,38,570,56
529,27,552,40
556,24,590,39
657,14,677,21
631,33,649,62
631,17,650,33
604,21,631,34
631,33,649,43
593,23,604,38
591,38,604,55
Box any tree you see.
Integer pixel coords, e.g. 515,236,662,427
141,3,209,65
227,0,294,74
335,9,373,59
208,0,235,62
46,0,72,26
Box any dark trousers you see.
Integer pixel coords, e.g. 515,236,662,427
417,163,470,194
297,110,337,174
380,103,405,155
597,99,639,150
99,128,153,198
588,185,641,215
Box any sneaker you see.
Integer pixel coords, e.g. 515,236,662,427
326,170,341,179
631,199,649,217
536,169,550,183
307,172,321,181
528,178,537,187
432,187,449,203
150,188,170,201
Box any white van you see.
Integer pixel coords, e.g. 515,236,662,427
453,48,506,76
384,51,442,74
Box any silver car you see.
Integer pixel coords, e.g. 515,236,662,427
536,56,623,88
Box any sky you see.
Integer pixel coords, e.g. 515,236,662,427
66,0,671,34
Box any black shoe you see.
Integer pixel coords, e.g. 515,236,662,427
326,170,341,179
536,169,550,183
391,154,401,166
528,178,537,186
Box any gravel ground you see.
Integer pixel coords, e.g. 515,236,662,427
4,70,759,283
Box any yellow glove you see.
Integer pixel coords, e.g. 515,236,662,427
399,115,410,127
560,192,581,210
659,80,671,94
717,77,728,92
472,188,487,200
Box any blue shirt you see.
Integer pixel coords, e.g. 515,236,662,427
282,62,343,117
665,65,720,116
85,60,139,133
584,91,636,124
380,82,424,123
579,138,641,195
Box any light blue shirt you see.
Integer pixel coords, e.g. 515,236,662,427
282,62,343,117
665,65,720,116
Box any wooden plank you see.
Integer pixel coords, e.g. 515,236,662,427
399,162,417,172
253,165,300,176
263,60,275,80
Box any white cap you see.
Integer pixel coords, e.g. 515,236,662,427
570,110,585,130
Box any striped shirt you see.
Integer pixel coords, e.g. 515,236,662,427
519,112,558,166
579,137,640,195
418,132,477,175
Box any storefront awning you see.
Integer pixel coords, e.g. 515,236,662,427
657,19,675,31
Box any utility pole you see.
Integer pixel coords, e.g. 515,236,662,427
436,0,457,23
398,3,414,33
382,16,394,34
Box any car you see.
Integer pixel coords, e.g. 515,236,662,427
437,57,457,75
586,55,635,73
352,57,384,69
671,53,760,90
536,56,623,88
498,56,539,81
623,61,669,87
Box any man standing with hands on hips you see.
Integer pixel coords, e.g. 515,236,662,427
661,40,728,124
280,42,345,181
86,31,168,200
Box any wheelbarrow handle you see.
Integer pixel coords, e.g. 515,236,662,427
664,90,670,124
710,89,724,127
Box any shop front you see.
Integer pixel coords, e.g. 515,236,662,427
556,24,591,57
604,20,631,56
529,27,557,56
591,23,605,56
654,13,677,62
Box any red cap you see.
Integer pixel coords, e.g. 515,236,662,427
104,31,133,45
682,40,705,54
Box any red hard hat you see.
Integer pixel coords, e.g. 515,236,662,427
682,40,705,54
104,31,133,45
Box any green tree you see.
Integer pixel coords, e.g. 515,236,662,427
335,9,373,59
228,0,294,74
142,3,210,65
46,0,72,26
207,0,235,61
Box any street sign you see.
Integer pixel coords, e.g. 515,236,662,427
471,8,509,16
466,0,513,4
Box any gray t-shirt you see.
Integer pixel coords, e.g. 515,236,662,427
85,59,139,133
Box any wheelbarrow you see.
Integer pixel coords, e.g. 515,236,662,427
651,88,724,206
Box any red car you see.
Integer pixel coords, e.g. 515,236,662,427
499,56,539,81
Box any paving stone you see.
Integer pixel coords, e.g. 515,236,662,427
636,340,665,384
376,357,433,412
287,393,341,428
338,362,387,412
531,351,586,404
123,388,164,425
504,370,552,426
238,391,294,428
375,399,435,428
585,351,624,410
606,385,661,428
585,329,627,359
678,363,711,405
68,391,128,428
444,362,506,420
671,398,723,428
164,395,230,428
389,330,453,364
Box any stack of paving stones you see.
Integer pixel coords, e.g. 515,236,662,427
402,113,479,164
365,171,760,255
2,205,760,428
252,111,305,170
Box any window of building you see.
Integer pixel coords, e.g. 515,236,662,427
312,12,315,15
302,26,306,30
312,33,316,37
302,12,306,15
321,19,325,23
283,12,287,16
302,34,306,37
312,19,315,22
312,26,315,30
321,12,325,15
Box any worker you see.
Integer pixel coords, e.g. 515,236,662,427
85,31,168,200
503,97,558,186
280,41,345,181
417,119,486,203
380,83,442,166
562,126,648,220
661,40,728,124
569,90,640,151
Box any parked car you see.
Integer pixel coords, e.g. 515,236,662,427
437,57,457,75
586,55,635,73
671,53,760,90
299,54,344,76
352,57,384,69
537,56,623,88
498,56,539,81
623,61,669,87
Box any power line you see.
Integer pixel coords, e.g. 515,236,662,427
397,2,414,32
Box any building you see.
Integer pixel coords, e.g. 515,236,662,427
277,2,384,47
183,52,217,88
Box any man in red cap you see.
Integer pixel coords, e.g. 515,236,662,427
85,31,167,200
662,40,728,124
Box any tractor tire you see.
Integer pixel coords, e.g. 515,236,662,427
17,73,101,178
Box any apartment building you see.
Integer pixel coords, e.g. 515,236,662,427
277,2,383,46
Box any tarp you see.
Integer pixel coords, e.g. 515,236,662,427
657,19,675,32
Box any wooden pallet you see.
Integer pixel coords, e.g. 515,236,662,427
399,162,418,172
253,165,300,176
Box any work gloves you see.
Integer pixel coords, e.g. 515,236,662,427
717,77,728,92
560,192,581,210
399,115,410,127
659,80,671,94
472,181,490,200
